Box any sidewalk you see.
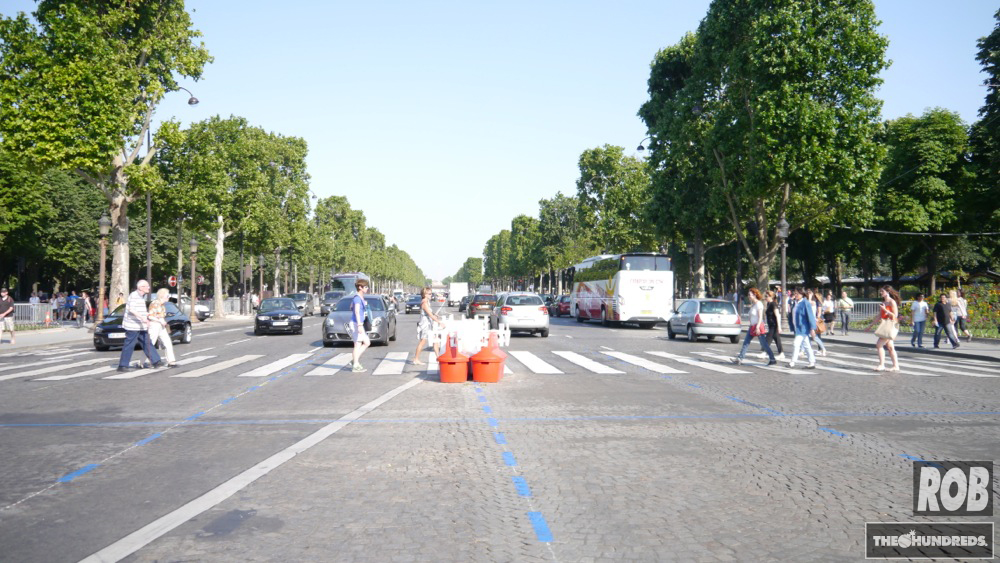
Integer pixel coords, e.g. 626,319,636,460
0,314,255,355
808,327,1000,364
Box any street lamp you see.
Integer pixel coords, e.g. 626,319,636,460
177,86,199,106
777,216,790,315
96,213,112,323
189,236,199,321
685,243,695,298
636,136,652,151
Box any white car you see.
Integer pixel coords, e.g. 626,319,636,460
170,293,212,322
490,292,549,337
666,298,741,343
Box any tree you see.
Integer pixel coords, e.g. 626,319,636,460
576,145,656,254
687,0,888,288
0,1,211,301
509,215,543,288
969,9,1000,267
537,192,595,293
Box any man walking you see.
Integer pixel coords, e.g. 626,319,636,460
788,287,817,369
116,280,162,372
909,293,929,348
836,291,854,335
932,293,959,349
0,287,15,345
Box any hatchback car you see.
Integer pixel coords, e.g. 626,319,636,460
550,295,571,317
405,295,423,313
286,292,316,316
323,295,397,346
490,292,549,337
254,298,303,335
666,298,741,343
466,293,497,319
94,302,192,351
319,291,346,316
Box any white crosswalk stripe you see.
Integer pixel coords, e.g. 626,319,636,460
822,352,963,377
508,351,563,374
602,351,686,374
102,356,215,380
692,352,815,375
0,352,92,373
0,357,107,381
238,353,313,377
887,355,1000,377
426,352,439,376
373,352,408,375
645,351,750,374
35,364,117,381
552,351,623,374
171,355,263,378
304,353,352,376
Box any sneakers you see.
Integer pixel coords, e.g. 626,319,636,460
788,362,795,368
730,357,743,365
352,363,367,373
755,352,767,359
805,364,816,369
776,353,786,361
767,359,777,366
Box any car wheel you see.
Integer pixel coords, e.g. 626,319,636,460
687,325,697,342
666,323,676,340
323,341,333,347
182,323,193,344
540,328,549,338
729,335,739,344
254,328,262,336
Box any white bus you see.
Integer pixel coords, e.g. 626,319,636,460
568,252,673,329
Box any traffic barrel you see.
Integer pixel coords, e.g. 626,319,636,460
437,333,469,383
470,331,507,383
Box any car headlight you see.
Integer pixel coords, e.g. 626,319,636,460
373,317,383,327
290,315,302,320
326,318,336,326
257,315,269,321
94,326,103,334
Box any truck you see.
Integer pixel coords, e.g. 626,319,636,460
447,282,469,307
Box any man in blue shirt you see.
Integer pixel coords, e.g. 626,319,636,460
350,280,371,372
788,287,817,369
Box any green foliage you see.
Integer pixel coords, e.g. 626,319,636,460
576,145,656,253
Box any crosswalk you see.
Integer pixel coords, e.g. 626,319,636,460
0,345,995,383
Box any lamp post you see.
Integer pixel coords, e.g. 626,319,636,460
777,216,790,315
259,253,265,298
96,213,112,323
189,237,199,321
685,243,695,298
636,136,653,152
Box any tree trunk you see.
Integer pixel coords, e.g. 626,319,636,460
212,216,227,319
927,240,938,296
693,229,706,298
890,253,900,291
109,189,130,303
273,248,281,296
308,265,315,295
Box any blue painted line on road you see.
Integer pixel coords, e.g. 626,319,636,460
474,387,483,393
819,427,846,437
248,386,260,391
221,397,236,405
527,512,553,542
478,396,488,402
494,432,507,445
186,412,205,421
687,383,702,388
57,464,99,483
482,405,493,414
502,452,517,466
486,417,499,427
512,476,532,497
135,433,162,446
899,453,926,462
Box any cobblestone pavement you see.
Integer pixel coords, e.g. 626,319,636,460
0,313,996,562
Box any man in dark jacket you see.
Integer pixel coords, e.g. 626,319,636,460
932,293,959,349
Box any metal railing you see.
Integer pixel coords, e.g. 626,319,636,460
9,303,82,328
739,299,884,321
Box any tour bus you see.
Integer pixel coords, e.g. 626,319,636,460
330,272,370,294
568,252,673,328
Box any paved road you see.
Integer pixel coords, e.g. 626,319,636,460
0,308,997,561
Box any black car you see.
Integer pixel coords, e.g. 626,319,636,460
458,295,470,312
93,302,192,351
405,295,422,314
254,298,303,335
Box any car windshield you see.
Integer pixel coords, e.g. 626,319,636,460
473,295,496,303
288,293,308,300
335,296,386,312
407,296,422,304
506,295,543,306
106,304,126,318
560,296,570,303
165,302,181,315
699,301,737,315
260,298,295,312
323,292,344,301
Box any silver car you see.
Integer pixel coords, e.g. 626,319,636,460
666,298,741,343
287,292,316,316
490,292,550,337
322,295,397,346
319,291,346,316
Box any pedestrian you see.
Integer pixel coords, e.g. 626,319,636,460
251,292,259,311
807,289,828,357
53,292,64,322
116,280,162,373
786,289,798,335
949,289,972,342
29,291,40,323
763,290,785,361
66,290,78,321
350,279,371,373
731,288,777,365
114,292,126,308
147,288,177,368
822,291,836,336
411,287,442,366
74,290,88,327
836,291,854,335
788,287,817,369
873,285,901,372
0,287,15,345
909,293,929,348
932,293,960,349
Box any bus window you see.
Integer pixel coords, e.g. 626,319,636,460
620,255,671,272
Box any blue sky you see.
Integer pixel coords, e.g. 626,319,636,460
5,1,997,280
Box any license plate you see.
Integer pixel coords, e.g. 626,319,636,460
272,321,288,326
641,310,652,315
109,333,126,339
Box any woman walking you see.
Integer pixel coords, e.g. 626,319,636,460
731,288,777,366
350,279,371,372
411,287,442,366
764,290,785,361
148,289,177,367
822,291,836,336
807,289,828,357
950,289,972,342
873,285,901,372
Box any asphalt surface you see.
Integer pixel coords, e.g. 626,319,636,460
0,306,997,562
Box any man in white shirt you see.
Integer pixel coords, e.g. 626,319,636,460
116,280,162,372
910,293,929,348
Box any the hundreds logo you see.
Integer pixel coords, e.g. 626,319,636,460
872,530,989,548
913,461,993,516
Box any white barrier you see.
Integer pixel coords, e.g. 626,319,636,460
430,314,510,356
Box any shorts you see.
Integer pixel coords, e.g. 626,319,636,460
349,321,370,344
1,317,13,332
955,316,967,331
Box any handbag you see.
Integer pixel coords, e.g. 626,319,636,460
363,314,372,332
874,318,899,340
816,319,826,335
749,322,767,337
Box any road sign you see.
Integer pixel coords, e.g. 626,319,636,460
197,275,205,284
168,276,177,287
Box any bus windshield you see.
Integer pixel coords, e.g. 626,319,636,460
621,255,671,271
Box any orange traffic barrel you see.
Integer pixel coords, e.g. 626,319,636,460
437,333,469,383
470,331,507,383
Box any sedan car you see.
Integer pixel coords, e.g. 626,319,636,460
254,298,303,335
286,292,316,316
323,295,397,346
458,295,470,312
490,292,549,337
94,302,192,351
466,293,497,319
319,291,346,316
666,298,741,343
404,295,422,314
170,293,211,321
549,295,571,317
